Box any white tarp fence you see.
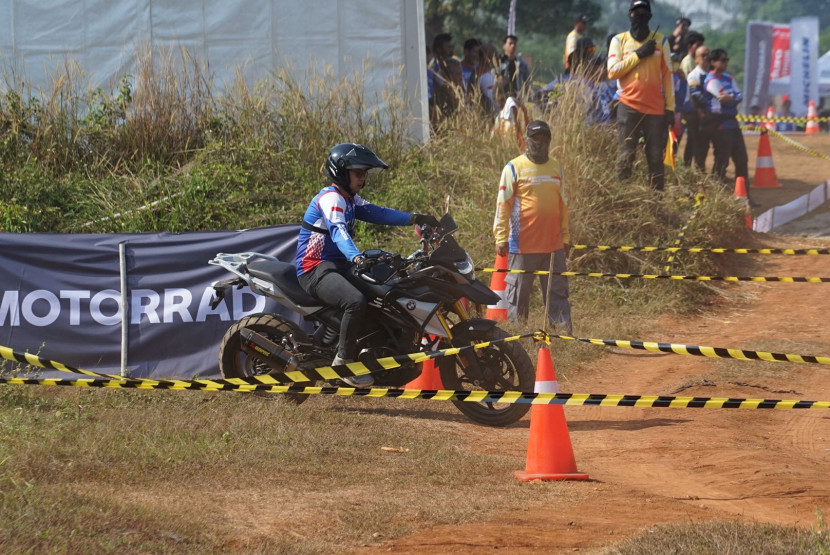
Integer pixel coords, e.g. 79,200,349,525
0,0,428,141
753,180,830,233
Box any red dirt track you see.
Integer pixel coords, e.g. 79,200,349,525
374,133,830,552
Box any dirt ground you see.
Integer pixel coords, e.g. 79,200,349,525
373,133,830,552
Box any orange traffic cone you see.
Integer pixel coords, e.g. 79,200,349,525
734,176,748,199
806,100,819,135
406,358,444,390
485,253,508,322
734,177,753,229
752,130,779,188
515,347,589,482
764,106,775,131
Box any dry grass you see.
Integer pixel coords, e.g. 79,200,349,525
612,518,830,554
0,386,567,552
0,47,766,551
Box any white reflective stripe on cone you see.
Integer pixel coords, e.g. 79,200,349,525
756,157,775,168
535,380,559,394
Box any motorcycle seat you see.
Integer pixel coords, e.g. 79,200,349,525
247,260,320,306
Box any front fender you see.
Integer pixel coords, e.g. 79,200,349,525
438,318,500,385
449,318,499,343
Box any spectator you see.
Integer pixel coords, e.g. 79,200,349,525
434,58,463,118
499,34,530,101
672,63,688,143
431,33,457,119
493,96,529,150
601,33,620,122
703,49,749,190
460,38,482,94
542,38,608,124
673,17,691,47
607,0,674,191
431,33,454,79
680,31,705,78
776,98,797,132
565,14,589,70
686,44,711,170
478,43,500,113
493,120,572,333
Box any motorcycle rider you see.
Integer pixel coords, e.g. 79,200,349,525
295,143,439,387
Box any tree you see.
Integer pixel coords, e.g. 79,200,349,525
739,0,830,30
424,0,604,80
425,0,602,50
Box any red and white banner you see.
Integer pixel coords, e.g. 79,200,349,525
769,25,790,81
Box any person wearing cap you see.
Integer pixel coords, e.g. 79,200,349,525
493,120,573,333
565,14,589,70
607,0,675,191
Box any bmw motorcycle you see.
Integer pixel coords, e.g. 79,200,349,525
208,213,534,426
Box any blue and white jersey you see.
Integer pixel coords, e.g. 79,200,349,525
295,185,411,276
704,71,743,129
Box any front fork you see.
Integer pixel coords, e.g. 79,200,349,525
431,300,489,383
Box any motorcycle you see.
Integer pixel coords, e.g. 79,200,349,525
208,213,535,427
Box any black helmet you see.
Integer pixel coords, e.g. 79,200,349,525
325,143,389,188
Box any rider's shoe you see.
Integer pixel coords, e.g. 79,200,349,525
332,355,375,387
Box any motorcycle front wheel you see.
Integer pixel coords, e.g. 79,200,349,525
438,325,534,427
219,313,312,406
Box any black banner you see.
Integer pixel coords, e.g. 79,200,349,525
744,21,773,114
0,225,300,379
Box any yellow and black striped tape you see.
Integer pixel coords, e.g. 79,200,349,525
2,376,829,409
0,331,544,385
762,127,830,163
478,269,830,282
570,245,830,255
737,114,830,123
541,333,830,365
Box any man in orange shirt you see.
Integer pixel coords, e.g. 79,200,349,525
607,0,674,191
493,120,572,333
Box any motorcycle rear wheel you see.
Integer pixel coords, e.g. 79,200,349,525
439,325,534,427
219,313,312,406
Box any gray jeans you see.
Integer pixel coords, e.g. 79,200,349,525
505,250,572,333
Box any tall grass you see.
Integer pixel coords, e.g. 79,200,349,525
0,46,752,329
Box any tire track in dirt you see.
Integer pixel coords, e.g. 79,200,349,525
376,234,830,553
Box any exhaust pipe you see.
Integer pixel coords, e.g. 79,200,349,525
239,327,300,374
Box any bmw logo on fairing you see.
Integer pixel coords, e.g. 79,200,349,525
406,301,416,310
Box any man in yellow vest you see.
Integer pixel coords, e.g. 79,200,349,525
493,120,572,333
565,14,588,70
607,0,674,191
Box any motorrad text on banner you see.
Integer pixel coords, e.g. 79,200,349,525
209,213,536,427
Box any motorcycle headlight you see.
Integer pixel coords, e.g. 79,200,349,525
454,253,475,279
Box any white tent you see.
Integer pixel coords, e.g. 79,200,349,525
0,0,428,142
769,49,830,98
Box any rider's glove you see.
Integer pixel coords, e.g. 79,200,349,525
411,213,440,228
353,254,368,269
634,39,656,59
